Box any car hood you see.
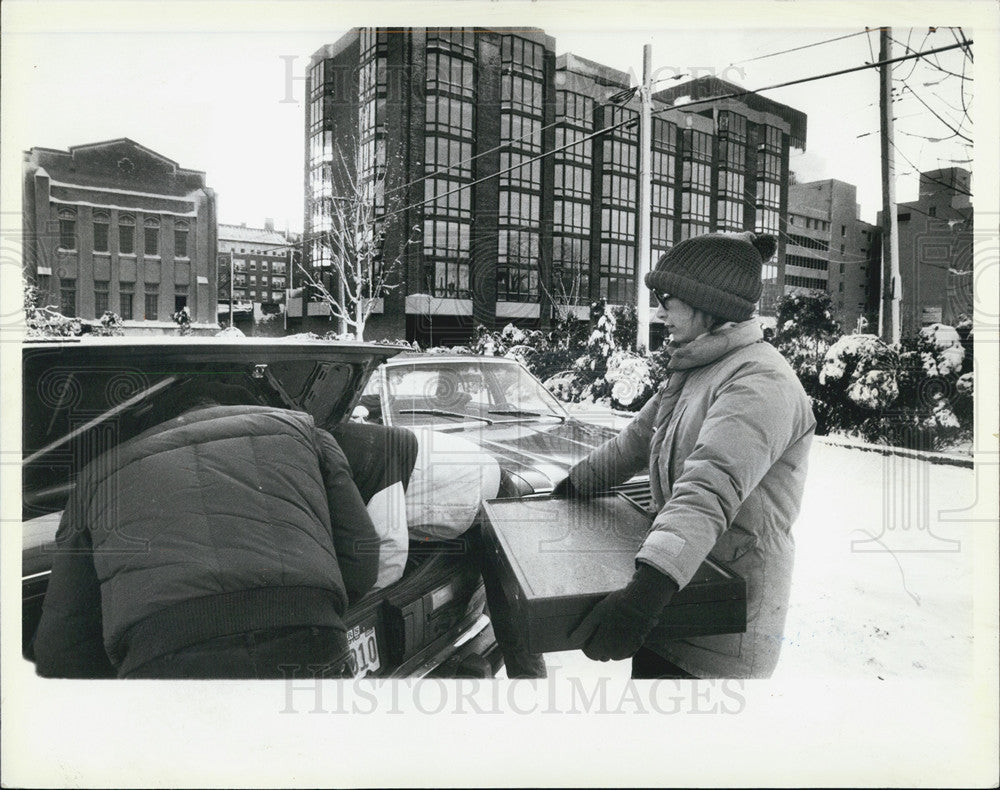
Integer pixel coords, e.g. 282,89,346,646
22,337,409,519
433,416,620,492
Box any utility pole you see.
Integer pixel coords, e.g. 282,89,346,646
635,44,654,353
227,251,235,328
879,28,902,344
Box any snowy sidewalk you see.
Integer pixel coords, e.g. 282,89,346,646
534,405,979,681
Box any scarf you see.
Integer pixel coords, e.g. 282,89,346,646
647,319,765,508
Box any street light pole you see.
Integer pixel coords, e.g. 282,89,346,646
635,44,654,353
228,251,234,328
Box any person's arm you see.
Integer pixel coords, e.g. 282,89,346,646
32,492,115,678
573,369,813,661
314,428,380,602
558,387,661,495
635,368,813,588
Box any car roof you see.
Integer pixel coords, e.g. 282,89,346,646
386,352,523,364
24,336,412,353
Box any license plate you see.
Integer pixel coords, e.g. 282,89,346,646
346,624,380,677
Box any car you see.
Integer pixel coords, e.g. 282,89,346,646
21,339,647,679
21,336,501,679
355,353,649,499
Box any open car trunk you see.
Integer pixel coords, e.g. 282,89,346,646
22,338,500,678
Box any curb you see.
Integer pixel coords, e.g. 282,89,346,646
815,435,974,469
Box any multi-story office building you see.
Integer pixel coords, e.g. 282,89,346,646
878,168,973,334
23,138,217,329
787,179,880,331
303,29,807,345
217,219,293,315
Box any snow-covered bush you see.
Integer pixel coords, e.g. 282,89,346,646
604,350,655,410
172,306,192,336
819,335,899,411
215,325,246,338
24,282,83,338
891,322,973,450
771,291,842,435
94,311,125,337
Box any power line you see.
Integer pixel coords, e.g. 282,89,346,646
649,40,970,123
888,137,973,197
865,27,877,64
726,29,872,68
312,40,972,236
387,38,971,214
894,81,972,143
890,33,970,80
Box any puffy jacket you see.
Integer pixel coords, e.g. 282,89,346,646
33,405,380,678
569,320,815,678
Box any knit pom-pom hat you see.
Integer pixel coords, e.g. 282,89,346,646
644,231,777,322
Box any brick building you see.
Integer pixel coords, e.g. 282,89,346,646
217,219,293,323
23,139,217,329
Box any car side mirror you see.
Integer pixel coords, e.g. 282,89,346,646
351,404,370,422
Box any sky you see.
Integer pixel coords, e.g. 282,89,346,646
0,2,986,232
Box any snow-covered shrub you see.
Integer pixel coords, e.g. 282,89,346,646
172,306,192,336
604,350,655,410
94,311,125,337
891,322,973,450
215,325,246,338
24,282,83,338
819,335,899,411
771,291,842,435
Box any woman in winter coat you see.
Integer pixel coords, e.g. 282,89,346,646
560,232,816,679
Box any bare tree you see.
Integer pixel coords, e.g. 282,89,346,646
303,143,420,341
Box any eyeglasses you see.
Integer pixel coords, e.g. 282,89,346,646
654,291,672,310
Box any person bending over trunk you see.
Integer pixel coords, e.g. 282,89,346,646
33,380,381,679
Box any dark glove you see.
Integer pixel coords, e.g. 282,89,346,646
569,562,679,662
549,475,579,498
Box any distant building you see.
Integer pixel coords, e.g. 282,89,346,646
302,28,808,346
217,219,294,322
787,179,880,331
22,138,217,328
879,168,973,334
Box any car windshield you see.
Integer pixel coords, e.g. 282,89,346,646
377,360,566,425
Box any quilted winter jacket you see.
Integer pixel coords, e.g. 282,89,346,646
568,320,816,678
33,405,380,677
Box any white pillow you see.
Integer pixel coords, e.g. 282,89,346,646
405,428,501,541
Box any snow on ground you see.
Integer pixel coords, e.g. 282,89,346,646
516,407,979,681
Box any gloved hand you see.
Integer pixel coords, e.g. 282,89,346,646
549,475,579,498
569,562,679,662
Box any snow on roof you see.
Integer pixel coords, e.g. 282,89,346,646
218,224,294,246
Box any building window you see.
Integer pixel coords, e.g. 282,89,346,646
60,280,76,316
928,206,937,217
423,218,471,298
119,285,134,320
841,225,846,236
58,209,77,251
174,285,188,314
93,212,110,253
144,217,160,256
94,281,110,315
119,215,135,255
145,286,159,320
788,233,829,252
174,221,190,258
